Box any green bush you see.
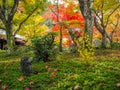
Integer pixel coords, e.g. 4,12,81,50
30,32,57,62
111,42,120,49
69,44,78,53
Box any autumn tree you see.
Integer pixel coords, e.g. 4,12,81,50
44,2,84,51
108,14,120,44
0,0,46,55
94,0,120,48
48,0,63,52
19,14,48,42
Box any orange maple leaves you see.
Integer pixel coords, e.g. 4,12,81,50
45,65,57,77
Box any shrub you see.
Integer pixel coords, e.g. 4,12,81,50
30,32,57,62
77,34,94,65
111,42,120,49
93,39,102,49
69,44,78,53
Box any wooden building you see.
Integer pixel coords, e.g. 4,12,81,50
0,29,26,50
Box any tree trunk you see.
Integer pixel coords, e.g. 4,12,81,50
101,33,107,49
67,28,78,52
78,0,94,43
67,28,77,46
59,25,62,52
109,34,113,47
6,25,15,55
84,15,94,43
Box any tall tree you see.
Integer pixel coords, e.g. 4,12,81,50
44,2,84,49
78,0,94,43
108,14,120,44
49,0,63,52
94,0,120,48
0,0,46,54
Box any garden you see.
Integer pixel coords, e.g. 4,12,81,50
0,0,120,90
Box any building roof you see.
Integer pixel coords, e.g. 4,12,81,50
0,29,25,39
0,29,26,45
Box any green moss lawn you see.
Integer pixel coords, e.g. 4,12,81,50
0,50,120,90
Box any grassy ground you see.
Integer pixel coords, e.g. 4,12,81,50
0,50,120,90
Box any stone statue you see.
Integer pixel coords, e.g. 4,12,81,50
20,56,32,76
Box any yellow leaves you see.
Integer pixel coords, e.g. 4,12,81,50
77,34,94,65
93,33,102,39
26,0,35,4
18,14,48,42
35,16,44,25
21,24,48,40
94,0,119,12
14,13,27,25
40,24,48,30
26,15,44,25
6,1,14,7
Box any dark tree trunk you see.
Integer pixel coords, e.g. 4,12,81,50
5,25,15,55
59,25,62,52
78,0,94,43
101,33,107,49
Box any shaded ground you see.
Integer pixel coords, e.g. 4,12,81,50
0,50,120,90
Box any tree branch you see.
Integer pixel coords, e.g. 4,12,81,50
56,0,59,22
94,17,104,34
105,4,120,27
9,0,19,21
14,6,38,36
0,26,5,30
111,17,119,34
49,7,58,18
0,8,2,19
1,0,6,12
0,0,6,23
94,10,103,24
78,0,84,18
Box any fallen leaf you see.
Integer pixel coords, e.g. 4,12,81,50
116,83,120,87
47,67,51,72
74,84,80,90
24,87,30,90
45,65,49,69
18,76,24,81
29,81,35,85
54,69,58,72
50,72,56,77
1,84,7,90
99,82,105,87
3,73,8,77
45,65,51,72
0,79,2,82
70,75,75,80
